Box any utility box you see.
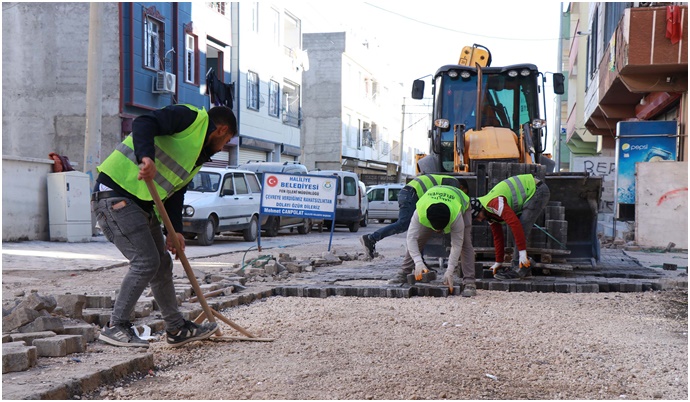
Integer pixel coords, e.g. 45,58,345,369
47,171,91,242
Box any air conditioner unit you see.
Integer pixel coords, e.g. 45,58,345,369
153,71,176,94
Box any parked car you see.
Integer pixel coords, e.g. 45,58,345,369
236,161,313,236
181,167,262,245
359,180,369,227
309,170,364,232
366,183,405,223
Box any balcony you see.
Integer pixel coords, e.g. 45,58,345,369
585,5,688,136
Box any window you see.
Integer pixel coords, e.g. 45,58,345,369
368,188,385,202
144,16,162,70
269,80,280,117
233,173,249,194
343,177,357,196
184,33,197,84
207,2,226,15
247,71,259,110
246,174,261,193
282,79,300,126
388,188,400,202
283,12,301,54
589,7,599,79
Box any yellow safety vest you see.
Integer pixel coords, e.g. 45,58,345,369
97,104,208,202
416,185,469,233
477,174,537,213
406,174,460,198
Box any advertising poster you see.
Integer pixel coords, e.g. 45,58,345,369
614,121,677,206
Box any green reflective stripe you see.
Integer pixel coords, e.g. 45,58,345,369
426,174,439,187
155,146,191,182
412,177,429,193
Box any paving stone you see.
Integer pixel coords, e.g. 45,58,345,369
554,283,577,293
84,295,113,309
488,282,510,291
532,282,554,293
9,331,57,345
33,334,85,357
62,324,97,343
509,282,532,292
2,334,11,343
2,307,43,332
2,342,37,373
16,293,57,313
56,294,87,319
576,283,599,293
306,287,330,298
18,316,64,334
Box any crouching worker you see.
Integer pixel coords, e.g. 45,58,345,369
470,174,550,280
92,104,237,347
389,185,476,297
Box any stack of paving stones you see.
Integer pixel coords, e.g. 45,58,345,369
2,292,95,374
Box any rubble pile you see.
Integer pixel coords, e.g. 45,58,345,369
1,250,361,374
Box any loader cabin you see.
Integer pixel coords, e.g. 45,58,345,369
411,64,565,173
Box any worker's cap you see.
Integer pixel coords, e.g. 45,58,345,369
470,198,483,219
426,203,450,231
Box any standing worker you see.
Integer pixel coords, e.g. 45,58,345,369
360,174,468,259
92,104,237,348
470,174,550,280
389,185,477,297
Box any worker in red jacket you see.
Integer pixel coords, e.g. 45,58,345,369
470,174,550,280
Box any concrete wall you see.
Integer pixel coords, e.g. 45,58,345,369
635,161,688,248
2,157,54,241
302,33,346,171
2,3,122,241
2,2,122,165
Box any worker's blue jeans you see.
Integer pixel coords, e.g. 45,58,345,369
92,196,185,332
511,183,551,268
368,186,418,242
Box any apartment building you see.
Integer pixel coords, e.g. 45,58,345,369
301,32,410,185
2,2,305,241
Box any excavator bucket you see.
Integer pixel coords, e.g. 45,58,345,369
544,173,602,262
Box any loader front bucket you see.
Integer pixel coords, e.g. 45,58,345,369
544,173,602,261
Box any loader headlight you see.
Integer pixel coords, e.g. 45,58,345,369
460,71,471,79
531,119,546,129
520,69,532,77
507,70,518,77
448,70,458,78
434,119,450,129
183,206,195,216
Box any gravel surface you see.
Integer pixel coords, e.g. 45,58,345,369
85,290,688,400
3,230,688,400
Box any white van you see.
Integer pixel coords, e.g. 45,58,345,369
366,183,405,223
309,170,364,232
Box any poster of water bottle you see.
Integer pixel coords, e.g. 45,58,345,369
614,121,677,206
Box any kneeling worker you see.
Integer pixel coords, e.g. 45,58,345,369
470,174,550,280
390,185,476,297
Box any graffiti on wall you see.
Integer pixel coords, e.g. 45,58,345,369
572,156,615,213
